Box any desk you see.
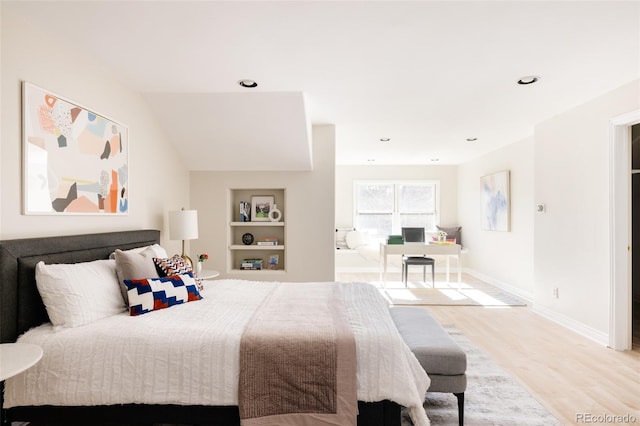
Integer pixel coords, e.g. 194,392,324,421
380,243,462,283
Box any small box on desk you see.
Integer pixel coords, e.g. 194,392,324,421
241,258,263,270
387,235,404,244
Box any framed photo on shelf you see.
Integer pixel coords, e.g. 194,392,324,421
251,195,274,222
268,254,279,270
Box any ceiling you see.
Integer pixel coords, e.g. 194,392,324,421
5,1,639,170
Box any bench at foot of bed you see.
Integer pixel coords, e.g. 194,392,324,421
390,306,467,426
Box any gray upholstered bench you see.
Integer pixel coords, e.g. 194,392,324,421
390,306,467,426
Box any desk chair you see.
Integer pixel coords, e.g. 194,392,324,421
401,227,435,287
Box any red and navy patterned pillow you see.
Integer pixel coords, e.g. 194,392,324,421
153,254,192,276
123,273,202,316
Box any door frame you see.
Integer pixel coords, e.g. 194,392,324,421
610,109,640,350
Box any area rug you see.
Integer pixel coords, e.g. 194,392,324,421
402,328,561,426
380,280,527,307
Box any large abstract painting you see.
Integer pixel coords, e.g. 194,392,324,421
22,82,128,215
480,170,510,231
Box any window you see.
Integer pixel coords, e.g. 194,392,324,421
354,181,439,241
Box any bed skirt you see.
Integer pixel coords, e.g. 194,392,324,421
3,400,401,426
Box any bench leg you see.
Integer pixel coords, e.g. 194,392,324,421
454,392,464,426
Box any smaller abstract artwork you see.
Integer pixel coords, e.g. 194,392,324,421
22,82,129,215
480,170,510,232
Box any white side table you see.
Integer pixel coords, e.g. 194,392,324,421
0,343,43,381
197,269,220,280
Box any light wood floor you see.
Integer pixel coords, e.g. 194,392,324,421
337,272,640,426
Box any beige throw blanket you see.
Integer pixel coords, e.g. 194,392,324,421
239,282,357,426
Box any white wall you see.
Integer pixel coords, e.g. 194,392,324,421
0,9,190,253
533,79,640,339
457,137,535,298
335,165,458,229
190,125,336,282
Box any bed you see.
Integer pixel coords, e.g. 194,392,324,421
0,230,430,426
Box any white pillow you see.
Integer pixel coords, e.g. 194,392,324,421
345,230,366,249
35,259,125,328
108,243,168,260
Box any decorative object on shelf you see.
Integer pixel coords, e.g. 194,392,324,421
169,208,199,267
239,201,251,222
250,195,274,222
242,232,254,245
268,204,282,222
268,254,279,270
22,82,129,215
480,170,511,232
197,253,209,273
437,230,447,243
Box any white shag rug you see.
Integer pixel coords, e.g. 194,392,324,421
402,328,561,426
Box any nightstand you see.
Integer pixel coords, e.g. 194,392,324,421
0,343,43,381
1,343,43,425
196,269,220,280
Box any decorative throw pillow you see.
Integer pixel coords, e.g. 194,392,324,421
153,254,193,277
114,248,160,304
436,226,462,247
335,227,355,249
35,259,126,328
345,230,366,249
124,273,203,316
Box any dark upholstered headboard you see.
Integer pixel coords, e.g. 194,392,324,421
0,229,160,343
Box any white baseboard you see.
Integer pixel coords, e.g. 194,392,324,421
532,304,609,347
464,268,535,303
336,265,460,274
465,268,609,347
335,266,395,273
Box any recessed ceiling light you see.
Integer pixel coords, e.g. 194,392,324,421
367,159,376,162
238,79,258,88
430,158,439,162
466,137,478,142
380,137,390,142
517,76,539,85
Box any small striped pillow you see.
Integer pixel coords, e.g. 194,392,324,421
153,254,192,276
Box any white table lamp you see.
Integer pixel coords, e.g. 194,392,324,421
169,208,199,267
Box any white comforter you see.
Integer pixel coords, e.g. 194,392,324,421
5,280,430,426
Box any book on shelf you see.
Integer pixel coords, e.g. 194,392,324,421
239,201,251,222
241,258,263,270
256,237,278,246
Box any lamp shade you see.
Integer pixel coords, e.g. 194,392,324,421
169,209,199,241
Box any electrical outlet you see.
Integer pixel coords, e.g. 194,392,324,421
552,287,559,299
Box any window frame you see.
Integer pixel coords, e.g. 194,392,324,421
353,180,440,241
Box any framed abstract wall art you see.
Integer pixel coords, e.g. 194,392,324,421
480,170,510,231
22,82,129,215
